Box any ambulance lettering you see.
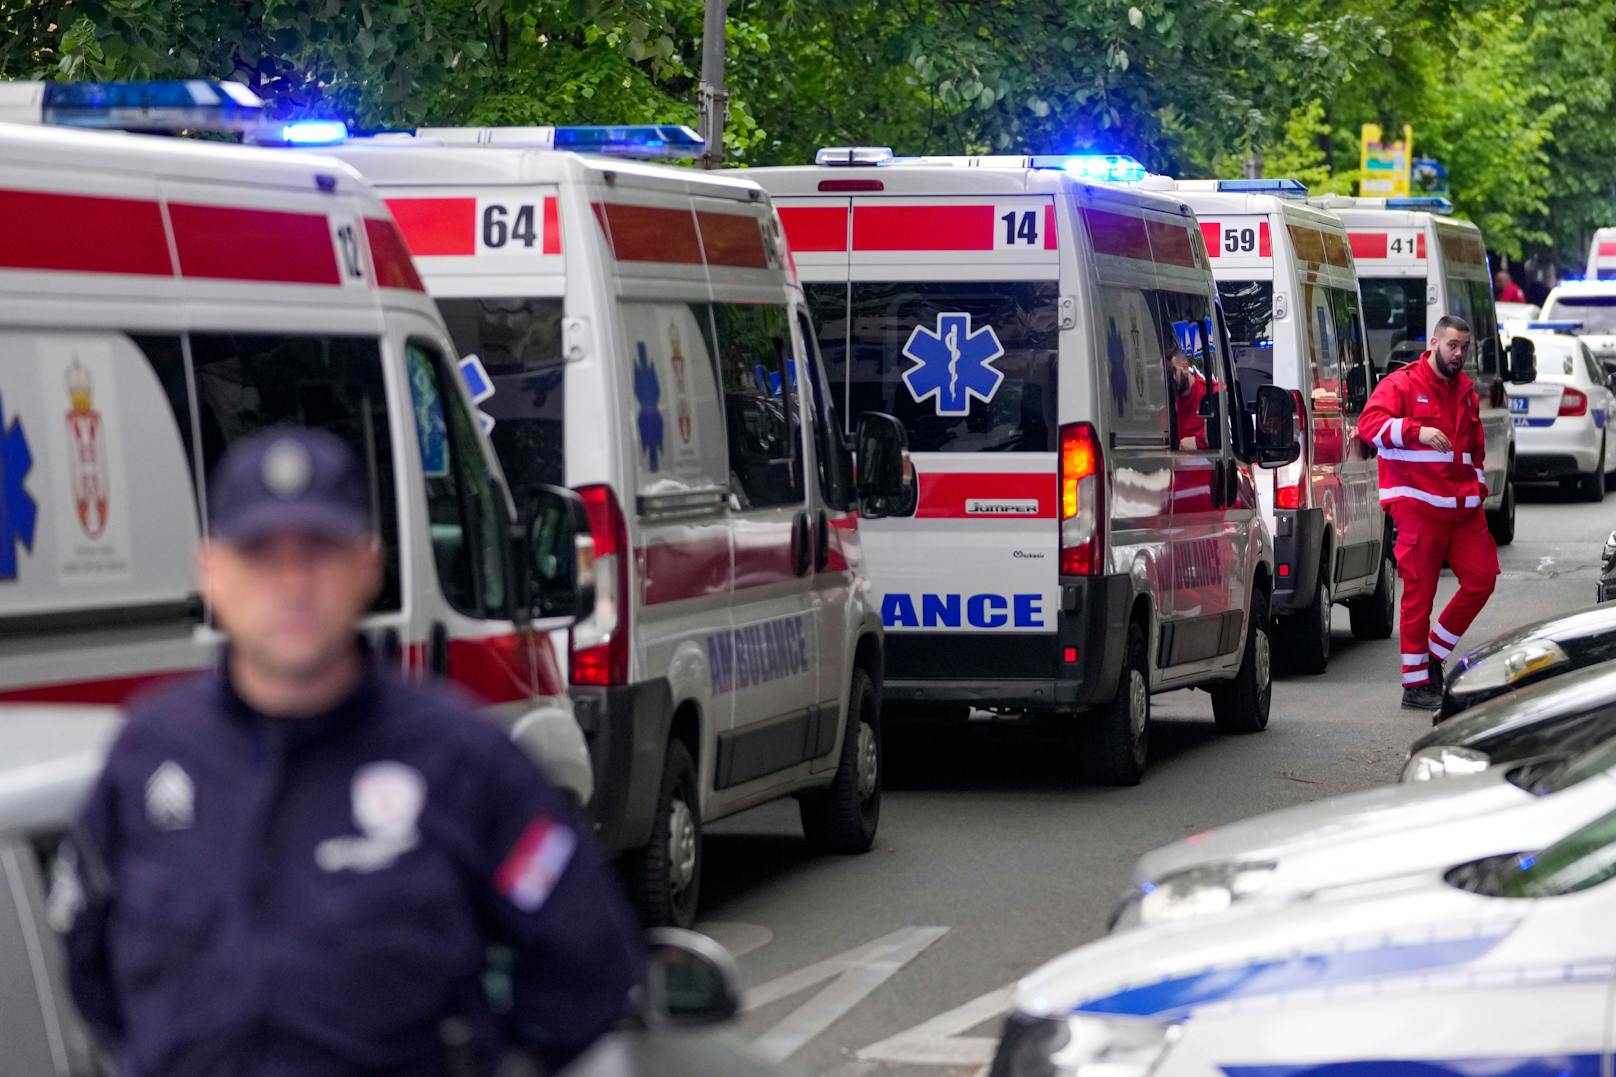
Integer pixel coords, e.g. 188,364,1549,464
901,312,1005,416
881,592,1045,629
0,392,36,581
707,614,810,694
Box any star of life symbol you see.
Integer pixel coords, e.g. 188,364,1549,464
901,312,1006,417
0,392,36,581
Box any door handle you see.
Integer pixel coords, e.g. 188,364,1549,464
791,511,813,577
814,509,831,572
427,621,449,677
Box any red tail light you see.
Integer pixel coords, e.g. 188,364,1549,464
1274,389,1309,510
1560,387,1589,417
1059,422,1104,576
570,484,630,687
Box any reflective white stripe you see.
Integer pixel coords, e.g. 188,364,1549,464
1390,418,1406,447
1431,622,1461,645
1379,447,1457,463
1401,653,1429,665
1463,495,1481,508
1461,452,1474,464
1403,670,1430,685
1475,468,1486,483
1429,639,1453,659
1379,486,1458,508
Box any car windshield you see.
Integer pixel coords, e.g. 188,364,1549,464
1545,294,1616,334
1359,276,1428,374
1493,807,1616,898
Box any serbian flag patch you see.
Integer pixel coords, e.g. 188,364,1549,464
495,817,577,912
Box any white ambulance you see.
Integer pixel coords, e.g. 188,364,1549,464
749,150,1302,785
1313,195,1532,544
0,86,597,801
311,125,903,927
1586,226,1616,281
1160,179,1392,673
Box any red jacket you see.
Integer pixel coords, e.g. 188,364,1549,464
1359,353,1487,517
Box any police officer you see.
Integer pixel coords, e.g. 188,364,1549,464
58,428,642,1076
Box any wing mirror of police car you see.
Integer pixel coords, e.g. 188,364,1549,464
520,485,596,622
641,928,742,1028
1253,384,1301,468
855,411,912,515
1508,336,1537,385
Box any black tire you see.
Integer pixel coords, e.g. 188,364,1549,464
1348,546,1397,640
1212,588,1272,734
1280,560,1331,675
1487,479,1515,546
1581,440,1607,502
799,667,882,854
1079,622,1150,785
622,740,701,929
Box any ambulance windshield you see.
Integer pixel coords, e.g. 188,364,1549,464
804,280,1059,453
1216,280,1275,401
1359,277,1428,374
436,297,566,496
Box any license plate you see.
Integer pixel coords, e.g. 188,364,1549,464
1508,396,1529,413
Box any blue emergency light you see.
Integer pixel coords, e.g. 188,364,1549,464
1526,320,1585,333
550,124,703,158
1028,154,1148,183
277,120,349,145
1386,196,1454,214
41,80,265,131
1215,178,1308,197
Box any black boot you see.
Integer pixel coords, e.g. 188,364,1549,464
1402,682,1442,710
1429,658,1445,693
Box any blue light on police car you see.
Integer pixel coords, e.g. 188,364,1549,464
1035,154,1148,183
278,120,348,145
1526,320,1585,333
1386,196,1454,214
41,80,264,131
1215,178,1307,197
550,124,703,159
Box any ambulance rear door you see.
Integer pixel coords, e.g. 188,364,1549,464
1348,217,1431,376
1433,220,1510,499
1589,228,1616,281
805,186,1063,704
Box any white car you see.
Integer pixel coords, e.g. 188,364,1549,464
995,807,1616,1076
1496,299,1539,337
1543,279,1616,370
1505,327,1616,500
1109,734,1616,932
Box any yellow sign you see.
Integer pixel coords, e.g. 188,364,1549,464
1360,123,1413,198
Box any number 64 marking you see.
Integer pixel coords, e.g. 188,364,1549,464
482,203,539,249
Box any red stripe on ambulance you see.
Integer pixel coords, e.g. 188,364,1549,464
853,204,996,251
778,206,849,252
0,188,173,276
170,204,340,284
542,195,562,255
639,536,731,606
1600,241,1616,257
386,197,477,256
1199,221,1221,257
915,473,1056,518
1259,221,1271,257
0,668,197,705
364,218,426,291
1349,232,1388,259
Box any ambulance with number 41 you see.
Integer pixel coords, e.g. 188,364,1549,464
750,150,1302,786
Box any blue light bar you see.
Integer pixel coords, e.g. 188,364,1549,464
1386,196,1454,214
1526,320,1585,332
550,124,703,159
41,80,264,131
1215,178,1308,197
1029,154,1148,183
277,120,348,145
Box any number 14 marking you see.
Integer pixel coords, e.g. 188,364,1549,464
1001,209,1039,246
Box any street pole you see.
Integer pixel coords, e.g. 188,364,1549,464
698,0,728,169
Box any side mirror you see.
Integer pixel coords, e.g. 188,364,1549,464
1253,384,1301,468
1508,336,1537,384
855,411,910,497
519,484,595,622
642,928,742,1028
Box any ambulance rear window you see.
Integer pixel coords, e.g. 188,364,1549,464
1359,277,1427,374
1217,280,1275,399
436,298,566,495
820,281,1059,453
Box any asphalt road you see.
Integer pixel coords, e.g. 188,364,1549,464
694,487,1615,1076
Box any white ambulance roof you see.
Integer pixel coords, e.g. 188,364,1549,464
744,162,1194,215
1175,190,1343,228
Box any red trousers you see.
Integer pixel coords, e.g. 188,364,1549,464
1392,508,1500,687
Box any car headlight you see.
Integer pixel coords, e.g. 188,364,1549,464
1602,530,1616,570
1110,862,1277,932
991,1012,1180,1077
1449,640,1569,696
1402,745,1491,782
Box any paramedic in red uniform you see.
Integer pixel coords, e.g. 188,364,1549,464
1359,315,1500,710
1170,344,1210,450
1495,269,1526,304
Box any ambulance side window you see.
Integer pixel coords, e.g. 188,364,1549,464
1331,288,1372,414
187,333,402,612
711,302,805,510
1299,283,1342,412
1444,274,1480,373
1099,285,1170,446
1155,290,1220,451
796,307,852,511
1466,279,1501,375
802,282,851,435
405,340,510,618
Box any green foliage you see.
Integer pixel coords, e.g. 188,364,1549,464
3,0,1615,264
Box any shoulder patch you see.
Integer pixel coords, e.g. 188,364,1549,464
496,817,576,912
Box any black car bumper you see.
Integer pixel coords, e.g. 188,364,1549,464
883,573,1132,712
571,678,674,853
1516,453,1582,481
1271,507,1326,614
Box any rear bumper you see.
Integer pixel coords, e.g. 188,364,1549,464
1271,507,1326,613
883,573,1132,711
1517,451,1597,480
570,678,674,853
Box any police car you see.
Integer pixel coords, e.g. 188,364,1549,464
303,124,904,927
994,805,1616,1076
1443,603,1616,717
749,150,1302,785
1503,324,1616,499
1110,732,1616,933
0,84,595,802
1315,195,1528,544
1162,178,1392,673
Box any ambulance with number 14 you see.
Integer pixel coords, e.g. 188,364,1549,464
750,150,1302,785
